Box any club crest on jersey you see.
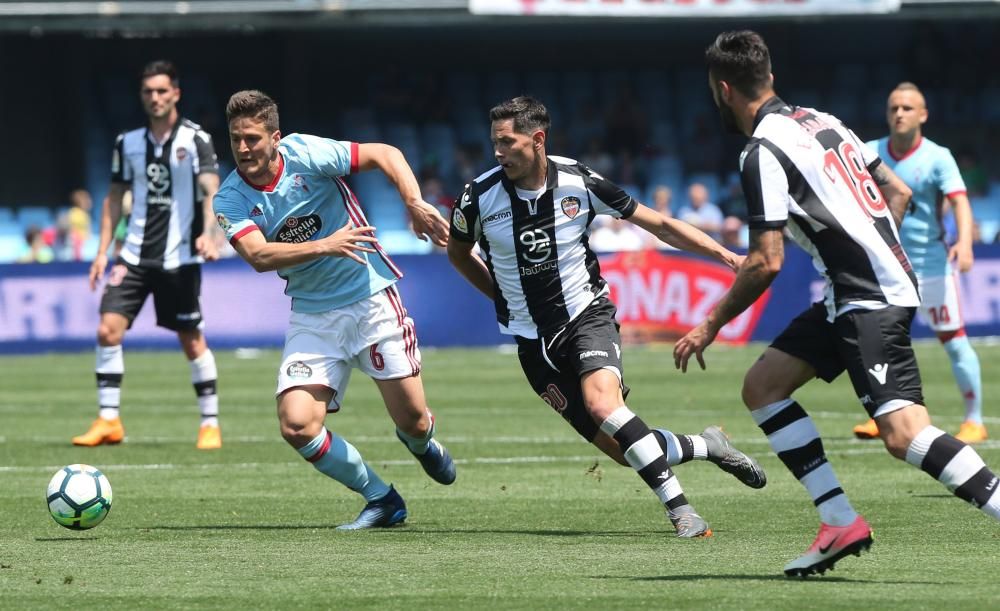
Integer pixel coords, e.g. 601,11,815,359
176,148,187,161
293,174,310,193
250,205,263,218
560,196,581,219
452,207,469,234
277,214,322,243
216,213,232,232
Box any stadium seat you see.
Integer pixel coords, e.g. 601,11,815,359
0,207,15,226
383,122,423,174
16,206,56,230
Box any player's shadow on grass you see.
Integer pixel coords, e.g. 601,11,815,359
34,537,99,542
136,526,619,537
610,575,948,585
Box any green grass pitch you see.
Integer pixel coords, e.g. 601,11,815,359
1,343,998,609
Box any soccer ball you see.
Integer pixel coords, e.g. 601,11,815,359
46,464,113,530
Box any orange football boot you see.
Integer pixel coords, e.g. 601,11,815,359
72,418,125,446
955,421,988,444
196,424,222,450
852,418,880,440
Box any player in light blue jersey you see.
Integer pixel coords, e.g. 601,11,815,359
852,82,986,444
214,90,456,530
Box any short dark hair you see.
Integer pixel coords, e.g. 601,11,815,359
489,96,550,136
141,60,179,87
705,30,772,98
226,90,280,133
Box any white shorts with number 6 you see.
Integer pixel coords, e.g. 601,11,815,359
275,285,421,411
916,272,964,333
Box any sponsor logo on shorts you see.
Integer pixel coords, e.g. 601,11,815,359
613,342,621,359
277,214,322,243
176,312,201,321
868,363,888,385
286,361,313,379
452,207,469,234
107,264,128,287
859,394,873,406
560,196,581,219
579,350,609,360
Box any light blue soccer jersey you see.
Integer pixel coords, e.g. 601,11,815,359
867,136,966,276
213,133,401,313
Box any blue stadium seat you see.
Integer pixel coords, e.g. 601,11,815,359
980,88,1000,124
348,172,409,233
16,206,56,229
485,72,522,108
383,122,422,173
420,123,457,179
0,233,25,263
0,207,15,226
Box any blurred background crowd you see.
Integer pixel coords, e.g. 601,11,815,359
3,15,999,262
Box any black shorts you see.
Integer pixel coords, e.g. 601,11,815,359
99,261,204,332
770,302,924,417
516,297,630,441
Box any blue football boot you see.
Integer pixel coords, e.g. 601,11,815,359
397,433,457,485
336,486,407,531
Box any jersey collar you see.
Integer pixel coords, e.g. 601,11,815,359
887,135,923,162
238,153,284,192
753,96,788,131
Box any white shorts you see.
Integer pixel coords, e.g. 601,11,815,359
276,285,421,411
916,272,964,333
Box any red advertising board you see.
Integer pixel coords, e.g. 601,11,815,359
601,250,770,344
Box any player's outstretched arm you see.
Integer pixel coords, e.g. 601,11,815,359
627,203,743,271
231,222,378,272
89,183,128,291
447,238,495,300
674,227,783,372
356,143,449,246
947,191,975,272
870,162,913,228
195,173,221,261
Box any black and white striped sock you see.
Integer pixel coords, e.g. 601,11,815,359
905,425,1000,520
752,399,857,526
600,407,688,510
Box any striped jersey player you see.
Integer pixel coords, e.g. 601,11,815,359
213,89,455,531
679,30,1000,578
75,60,223,452
449,96,768,539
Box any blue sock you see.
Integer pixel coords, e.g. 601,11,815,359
943,335,983,424
298,428,391,502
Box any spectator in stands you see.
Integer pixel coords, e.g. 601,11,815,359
60,188,93,261
589,216,645,253
677,183,724,240
720,215,747,250
18,225,54,263
718,178,748,222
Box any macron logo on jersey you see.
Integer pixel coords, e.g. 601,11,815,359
868,363,889,385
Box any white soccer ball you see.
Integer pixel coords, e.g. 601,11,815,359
46,464,113,530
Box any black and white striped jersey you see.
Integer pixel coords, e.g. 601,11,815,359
450,156,637,339
110,118,218,269
740,96,919,320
